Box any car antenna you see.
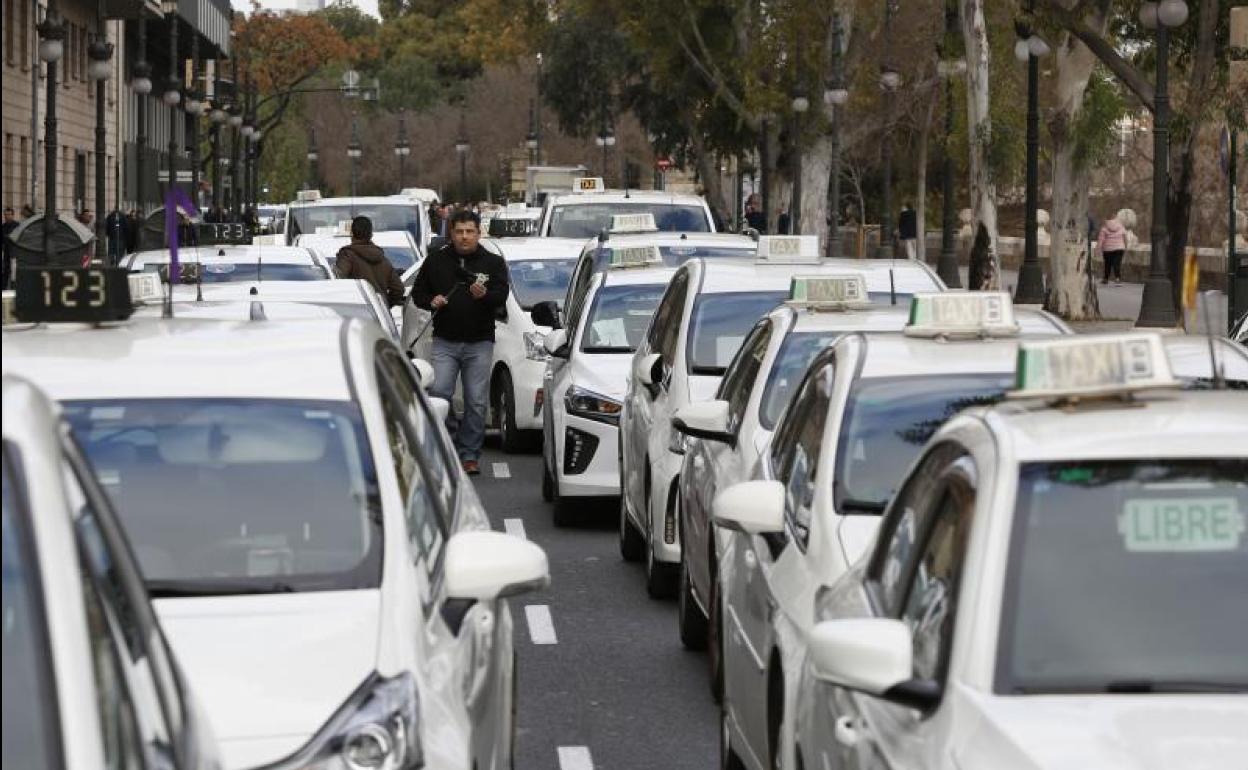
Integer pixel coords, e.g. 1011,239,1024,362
1201,290,1226,389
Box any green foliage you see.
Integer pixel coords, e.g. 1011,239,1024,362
539,9,636,137
258,119,309,203
1072,69,1127,171
318,0,380,42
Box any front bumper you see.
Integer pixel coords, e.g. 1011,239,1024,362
556,414,621,497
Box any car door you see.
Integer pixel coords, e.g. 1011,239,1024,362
831,446,976,770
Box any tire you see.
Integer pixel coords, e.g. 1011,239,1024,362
720,706,747,770
496,370,526,455
618,493,645,562
708,571,725,703
541,458,554,502
645,477,679,599
678,554,708,650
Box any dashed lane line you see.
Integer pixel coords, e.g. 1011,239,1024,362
524,604,557,645
557,746,594,770
492,462,511,479
504,518,527,540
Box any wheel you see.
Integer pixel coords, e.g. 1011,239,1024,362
645,477,679,599
720,706,747,770
541,458,554,502
495,370,526,454
708,557,725,702
618,493,645,562
678,553,708,650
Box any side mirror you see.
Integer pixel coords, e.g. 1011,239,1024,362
672,400,734,445
445,531,550,601
712,480,785,535
543,329,569,358
410,358,436,390
808,618,940,711
429,235,448,252
529,300,561,329
429,396,451,423
635,352,664,387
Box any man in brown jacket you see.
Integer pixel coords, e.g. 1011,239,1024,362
334,216,406,307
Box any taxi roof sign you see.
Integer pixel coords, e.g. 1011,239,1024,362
608,245,663,270
787,274,870,310
610,213,659,234
127,273,164,304
573,177,606,193
904,291,1019,338
1010,333,1180,400
295,189,322,203
756,235,821,264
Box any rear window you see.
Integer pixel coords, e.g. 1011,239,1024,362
685,292,787,375
549,203,711,239
144,263,329,282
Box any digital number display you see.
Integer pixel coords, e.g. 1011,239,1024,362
14,267,134,323
197,222,250,245
488,218,537,237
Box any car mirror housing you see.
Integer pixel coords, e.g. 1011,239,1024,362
672,400,734,445
529,300,561,329
543,329,570,358
808,618,941,711
445,531,550,602
635,352,664,387
712,480,785,535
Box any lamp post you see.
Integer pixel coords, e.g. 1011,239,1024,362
229,107,242,218
534,52,543,159
455,110,470,203
249,127,261,207
37,1,65,260
88,0,113,262
876,0,900,259
186,34,203,211
936,0,965,286
595,126,615,184
161,1,180,199
209,65,227,213
393,108,410,191
526,100,539,166
347,116,362,198
1014,8,1050,304
306,128,319,190
1136,0,1187,328
824,12,849,259
132,17,152,214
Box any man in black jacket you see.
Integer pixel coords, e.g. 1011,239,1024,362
411,208,509,474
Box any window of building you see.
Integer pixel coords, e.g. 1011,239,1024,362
19,0,29,68
5,0,15,66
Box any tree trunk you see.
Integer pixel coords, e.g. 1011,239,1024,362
798,136,832,242
688,119,731,227
961,0,1000,289
763,121,784,233
914,85,939,264
1044,1,1108,320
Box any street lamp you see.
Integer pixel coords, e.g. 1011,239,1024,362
306,128,319,191
936,0,966,287
89,31,114,262
393,108,411,191
37,5,65,260
133,16,151,213
455,110,470,203
824,10,849,258
162,1,180,197
1135,0,1186,327
348,116,362,198
1014,8,1049,305
526,99,539,165
876,59,901,259
595,126,615,184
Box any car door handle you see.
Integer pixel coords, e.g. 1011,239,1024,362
834,716,862,747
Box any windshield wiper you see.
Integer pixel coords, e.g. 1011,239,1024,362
1102,679,1248,694
691,365,728,376
839,498,886,515
581,346,634,353
147,579,299,598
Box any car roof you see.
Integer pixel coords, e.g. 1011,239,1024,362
288,196,415,209
976,389,1248,462
2,317,358,401
484,237,586,261
296,231,415,248
1161,335,1248,382
779,304,1070,337
129,245,323,265
594,232,756,250
546,190,710,207
854,332,1023,379
692,259,943,296
170,279,377,305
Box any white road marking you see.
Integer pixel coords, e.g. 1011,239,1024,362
557,746,594,770
492,462,511,479
504,518,527,540
525,604,557,645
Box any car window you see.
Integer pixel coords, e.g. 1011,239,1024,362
378,347,457,512
781,362,833,547
580,283,668,353
648,271,690,365
685,291,788,375
563,258,596,335
547,203,711,239
757,331,845,430
508,259,577,310
717,320,771,432
1,447,63,770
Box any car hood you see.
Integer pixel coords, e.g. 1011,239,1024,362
572,352,632,400
156,590,382,769
954,684,1248,770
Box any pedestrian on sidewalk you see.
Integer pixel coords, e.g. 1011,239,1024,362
1097,212,1127,285
335,216,406,307
898,202,918,260
1,207,18,290
411,208,509,475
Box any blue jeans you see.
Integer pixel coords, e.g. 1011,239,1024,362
430,338,493,462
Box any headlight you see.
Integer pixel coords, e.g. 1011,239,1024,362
564,386,622,425
523,331,549,361
668,428,688,455
268,672,422,770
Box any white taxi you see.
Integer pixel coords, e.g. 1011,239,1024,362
539,246,676,525
285,191,426,248
124,244,332,283
537,181,717,238
1161,334,1248,385
4,271,548,770
670,282,1069,682
710,292,1043,770
2,373,222,770
619,242,946,598
794,334,1248,770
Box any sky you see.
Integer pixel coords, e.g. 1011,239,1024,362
230,0,380,19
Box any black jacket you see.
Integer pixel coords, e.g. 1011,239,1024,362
411,243,509,343
336,240,406,307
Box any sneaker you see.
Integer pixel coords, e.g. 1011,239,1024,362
462,460,480,475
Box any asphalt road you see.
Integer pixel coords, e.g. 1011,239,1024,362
471,443,720,770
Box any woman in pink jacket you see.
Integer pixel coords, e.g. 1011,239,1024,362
1097,214,1128,285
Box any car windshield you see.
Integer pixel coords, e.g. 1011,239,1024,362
290,204,421,242
63,399,383,595
686,292,788,375
581,284,668,353
758,331,845,429
593,245,755,270
834,375,1012,511
381,246,417,271
143,263,329,282
509,259,577,310
2,458,59,770
999,459,1248,694
549,203,711,238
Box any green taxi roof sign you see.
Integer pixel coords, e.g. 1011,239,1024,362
610,213,658,234
787,274,870,310
755,235,821,264
608,245,662,270
904,291,1019,338
1010,333,1180,400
